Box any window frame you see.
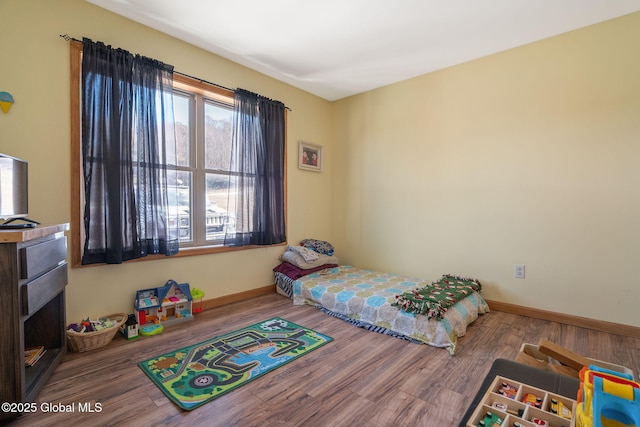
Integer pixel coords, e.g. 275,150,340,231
69,41,288,267
171,85,239,248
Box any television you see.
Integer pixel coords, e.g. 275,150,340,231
0,153,37,227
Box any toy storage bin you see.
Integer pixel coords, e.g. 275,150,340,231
466,375,576,427
66,313,127,352
520,343,634,379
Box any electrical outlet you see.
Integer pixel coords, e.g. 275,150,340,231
514,264,525,279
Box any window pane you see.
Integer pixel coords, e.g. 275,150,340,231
173,93,191,167
168,171,192,242
205,173,235,241
204,100,232,171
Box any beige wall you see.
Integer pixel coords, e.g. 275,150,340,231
0,0,333,322
2,1,638,329
332,12,640,327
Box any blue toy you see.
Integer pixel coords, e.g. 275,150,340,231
140,323,164,337
134,280,194,328
577,365,640,427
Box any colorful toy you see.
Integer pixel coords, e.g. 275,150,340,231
498,381,518,399
550,398,572,420
530,418,548,426
140,323,164,336
134,280,194,327
68,316,116,333
576,365,640,427
478,411,503,426
191,288,205,313
478,411,502,427
120,314,139,340
522,392,543,408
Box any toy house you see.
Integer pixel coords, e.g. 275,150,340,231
120,314,139,340
134,280,193,327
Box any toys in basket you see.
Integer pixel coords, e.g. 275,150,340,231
66,313,127,352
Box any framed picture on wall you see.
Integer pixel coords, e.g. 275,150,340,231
298,141,323,172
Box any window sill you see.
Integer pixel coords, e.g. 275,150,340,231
70,241,287,268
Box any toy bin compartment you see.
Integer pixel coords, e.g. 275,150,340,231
526,405,573,427
466,376,576,427
467,404,515,427
545,393,575,420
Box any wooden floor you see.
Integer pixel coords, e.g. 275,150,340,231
6,293,640,427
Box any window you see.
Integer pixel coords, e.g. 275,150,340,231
69,41,287,266
170,78,238,247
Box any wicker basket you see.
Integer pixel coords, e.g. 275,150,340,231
66,313,127,353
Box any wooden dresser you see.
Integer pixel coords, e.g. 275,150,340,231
0,224,69,421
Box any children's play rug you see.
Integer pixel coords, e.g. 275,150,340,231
138,317,333,410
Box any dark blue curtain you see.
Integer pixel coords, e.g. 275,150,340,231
81,38,179,264
224,89,286,246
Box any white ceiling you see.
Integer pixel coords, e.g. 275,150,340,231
87,0,640,101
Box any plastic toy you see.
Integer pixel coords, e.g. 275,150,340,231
134,280,194,327
498,382,518,399
140,323,164,336
576,365,640,427
120,314,139,340
522,392,543,408
478,411,503,426
550,398,572,420
191,288,205,313
491,402,508,413
530,418,548,426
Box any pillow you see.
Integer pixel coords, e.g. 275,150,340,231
300,238,335,256
280,247,339,269
287,245,319,262
273,261,338,280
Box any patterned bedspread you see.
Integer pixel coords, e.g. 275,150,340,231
276,265,489,354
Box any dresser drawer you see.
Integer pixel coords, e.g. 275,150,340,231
20,236,67,280
21,263,68,316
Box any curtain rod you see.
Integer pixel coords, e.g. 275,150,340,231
59,34,292,111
